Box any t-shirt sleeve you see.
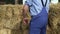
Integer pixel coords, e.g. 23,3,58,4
25,0,32,7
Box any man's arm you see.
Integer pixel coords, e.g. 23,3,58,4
23,0,32,18
23,0,32,24
23,4,29,18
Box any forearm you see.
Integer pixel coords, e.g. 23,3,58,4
23,0,32,18
23,4,29,18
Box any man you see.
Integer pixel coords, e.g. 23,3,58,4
23,0,50,34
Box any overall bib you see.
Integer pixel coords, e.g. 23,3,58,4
29,0,48,34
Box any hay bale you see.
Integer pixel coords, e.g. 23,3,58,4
0,5,31,34
0,5,23,29
47,3,60,34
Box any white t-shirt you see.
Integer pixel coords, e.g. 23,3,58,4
23,0,26,4
51,0,58,4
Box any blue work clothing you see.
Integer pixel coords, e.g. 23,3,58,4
25,0,50,16
25,0,49,34
29,7,48,34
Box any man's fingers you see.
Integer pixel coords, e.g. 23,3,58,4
23,20,26,24
23,18,29,24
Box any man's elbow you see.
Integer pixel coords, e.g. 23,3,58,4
23,5,29,11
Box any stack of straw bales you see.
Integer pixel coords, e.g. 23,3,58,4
0,3,60,34
0,5,31,34
47,3,60,34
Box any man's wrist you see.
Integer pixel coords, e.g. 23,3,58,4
23,14,26,18
23,10,27,18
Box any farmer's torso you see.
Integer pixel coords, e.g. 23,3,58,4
29,0,50,27
29,0,50,16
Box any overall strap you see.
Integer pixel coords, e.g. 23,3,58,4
41,0,48,7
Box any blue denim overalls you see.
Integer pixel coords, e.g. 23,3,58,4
29,0,48,34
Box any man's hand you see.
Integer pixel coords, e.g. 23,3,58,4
23,18,29,25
